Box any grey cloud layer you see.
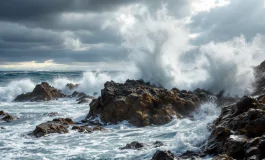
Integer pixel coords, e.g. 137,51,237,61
0,0,264,68
190,0,265,44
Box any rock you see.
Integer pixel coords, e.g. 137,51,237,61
66,83,79,90
120,141,145,150
223,135,248,159
1,127,5,129
175,150,204,160
71,125,106,133
0,111,15,122
32,118,73,137
85,80,210,127
120,141,163,150
0,110,5,115
153,141,163,148
71,91,86,98
72,126,92,133
204,96,265,159
212,154,233,160
1,114,15,122
151,150,174,160
14,82,66,102
77,98,89,104
70,91,95,104
92,126,106,131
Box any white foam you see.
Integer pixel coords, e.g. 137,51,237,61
0,79,35,101
115,4,265,96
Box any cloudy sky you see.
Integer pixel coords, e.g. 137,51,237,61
0,0,265,71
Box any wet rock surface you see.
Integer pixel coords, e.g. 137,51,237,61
0,110,16,122
32,118,74,137
152,150,174,160
120,141,163,150
66,83,79,90
71,91,95,104
71,125,106,133
203,96,265,159
85,80,213,127
14,82,66,102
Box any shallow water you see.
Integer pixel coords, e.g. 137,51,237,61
0,71,219,160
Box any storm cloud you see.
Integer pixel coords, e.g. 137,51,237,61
0,0,264,70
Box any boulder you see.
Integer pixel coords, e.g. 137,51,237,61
32,118,74,137
120,141,145,150
85,80,211,127
212,154,233,160
0,110,15,122
14,82,66,102
71,125,106,133
66,83,79,90
120,141,163,150
152,150,174,160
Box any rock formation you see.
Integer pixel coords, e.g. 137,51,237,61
85,80,212,127
203,96,265,159
0,110,15,122
14,82,66,102
32,118,74,137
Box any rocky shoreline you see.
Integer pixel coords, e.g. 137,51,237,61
2,60,265,159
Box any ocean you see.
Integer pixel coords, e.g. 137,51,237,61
0,71,219,159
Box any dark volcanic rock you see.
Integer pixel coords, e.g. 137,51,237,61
0,110,15,122
14,82,66,102
66,83,79,90
71,91,95,104
152,150,174,160
212,154,233,160
120,141,163,150
204,96,265,159
71,125,106,133
120,141,145,150
72,126,92,133
85,80,212,127
32,118,74,137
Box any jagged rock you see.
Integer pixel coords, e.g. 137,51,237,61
71,91,87,98
120,141,145,150
70,91,95,104
0,110,15,122
152,150,174,160
175,151,205,159
14,82,66,102
120,141,163,150
76,95,95,104
72,126,92,133
212,154,233,160
85,80,211,127
71,125,106,133
32,118,74,137
66,83,79,90
204,96,265,159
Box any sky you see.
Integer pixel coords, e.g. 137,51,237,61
0,0,265,71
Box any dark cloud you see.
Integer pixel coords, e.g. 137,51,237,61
1,0,263,70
